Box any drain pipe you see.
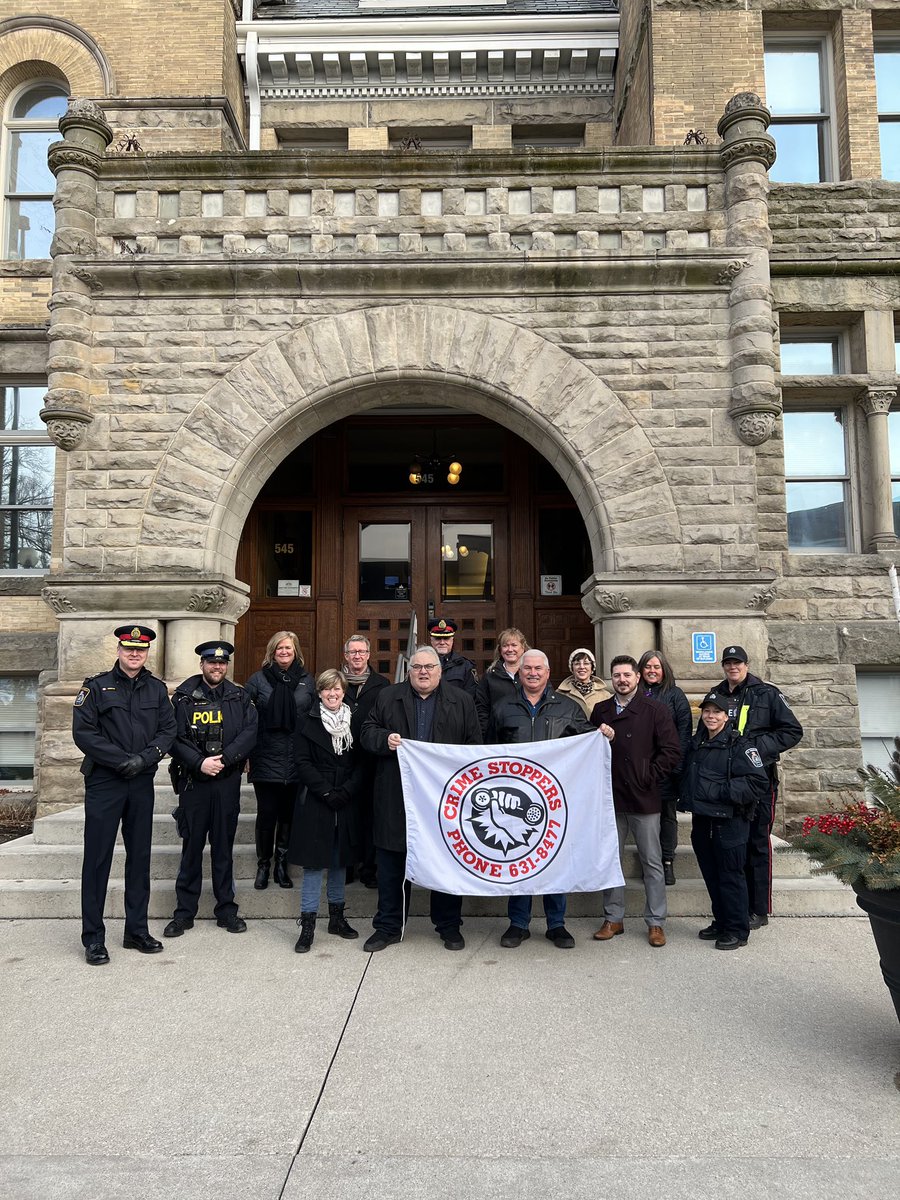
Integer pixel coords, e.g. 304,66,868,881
245,28,261,151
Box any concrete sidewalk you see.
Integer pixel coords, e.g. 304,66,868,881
1,916,898,1200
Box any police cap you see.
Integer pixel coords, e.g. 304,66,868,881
721,645,749,664
115,624,156,648
428,617,458,639
700,690,731,713
195,641,235,662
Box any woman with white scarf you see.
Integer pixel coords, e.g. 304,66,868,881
289,669,365,953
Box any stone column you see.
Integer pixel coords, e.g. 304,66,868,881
856,386,899,551
40,99,113,452
166,619,228,682
716,94,780,447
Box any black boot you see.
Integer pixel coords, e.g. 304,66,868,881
254,859,270,890
663,859,676,887
273,847,293,889
294,912,316,953
327,902,359,940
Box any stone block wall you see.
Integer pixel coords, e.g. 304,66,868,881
769,183,900,257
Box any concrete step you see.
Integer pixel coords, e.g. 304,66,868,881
0,874,859,921
32,810,259,846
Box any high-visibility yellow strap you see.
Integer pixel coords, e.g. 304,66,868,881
737,703,749,734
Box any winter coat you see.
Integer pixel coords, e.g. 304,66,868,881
492,686,594,743
474,662,519,737
170,675,258,784
344,670,391,741
556,675,612,719
590,692,681,815
678,724,770,820
244,666,315,783
287,701,366,869
360,681,482,852
712,672,803,783
642,682,692,803
72,662,175,778
437,650,478,695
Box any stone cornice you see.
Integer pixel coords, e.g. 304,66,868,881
40,575,251,623
71,250,755,298
770,255,900,277
582,572,779,621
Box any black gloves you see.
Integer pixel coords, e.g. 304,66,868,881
323,787,350,812
117,755,144,779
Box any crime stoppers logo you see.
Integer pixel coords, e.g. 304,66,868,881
439,756,567,884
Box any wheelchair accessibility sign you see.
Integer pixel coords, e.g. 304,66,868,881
691,632,716,664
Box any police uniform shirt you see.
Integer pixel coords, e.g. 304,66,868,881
188,680,225,754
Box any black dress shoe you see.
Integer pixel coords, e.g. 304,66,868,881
163,917,194,938
663,860,676,887
748,913,769,930
85,943,109,966
441,929,465,951
217,914,247,933
698,923,720,940
715,934,749,951
363,930,402,952
123,932,163,954
500,924,531,948
545,926,575,949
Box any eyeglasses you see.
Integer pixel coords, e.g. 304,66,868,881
409,664,438,673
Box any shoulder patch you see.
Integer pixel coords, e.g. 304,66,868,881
745,747,763,769
74,688,89,708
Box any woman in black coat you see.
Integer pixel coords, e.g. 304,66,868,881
474,626,529,737
244,631,315,890
638,648,693,886
289,669,365,954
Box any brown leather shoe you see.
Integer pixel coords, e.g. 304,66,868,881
593,920,624,941
648,925,666,948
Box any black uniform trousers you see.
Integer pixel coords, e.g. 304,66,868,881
174,774,241,921
81,767,155,946
745,784,776,917
691,812,751,940
374,846,462,937
252,780,297,859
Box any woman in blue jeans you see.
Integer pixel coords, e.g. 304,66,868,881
289,669,365,954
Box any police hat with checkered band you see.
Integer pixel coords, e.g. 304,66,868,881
114,624,156,649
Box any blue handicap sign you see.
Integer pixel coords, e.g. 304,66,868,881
691,632,716,665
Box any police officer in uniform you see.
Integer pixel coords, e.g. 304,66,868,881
427,617,477,695
163,641,258,937
73,624,176,966
715,645,803,928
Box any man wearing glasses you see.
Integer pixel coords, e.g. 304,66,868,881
360,645,482,951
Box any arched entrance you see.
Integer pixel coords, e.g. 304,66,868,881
233,410,594,683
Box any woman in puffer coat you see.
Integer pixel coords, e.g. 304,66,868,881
288,669,365,954
638,648,692,886
244,631,315,890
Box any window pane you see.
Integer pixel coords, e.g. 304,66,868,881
538,508,592,595
786,481,848,551
6,130,57,194
879,121,900,182
783,410,846,477
875,52,900,114
780,341,837,374
893,481,900,538
0,443,54,506
3,199,54,259
0,675,38,780
889,413,900,475
0,386,45,430
0,509,52,569
11,86,67,120
769,123,824,183
441,522,493,601
765,50,823,115
359,523,410,601
257,511,312,599
857,672,900,773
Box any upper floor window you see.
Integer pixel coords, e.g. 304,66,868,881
0,384,54,571
780,338,840,375
783,409,850,552
888,411,900,539
764,40,832,183
1,82,68,261
876,44,900,181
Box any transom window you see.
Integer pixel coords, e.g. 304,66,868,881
1,82,68,260
0,384,54,571
875,43,900,182
780,338,840,375
764,40,832,183
783,409,850,552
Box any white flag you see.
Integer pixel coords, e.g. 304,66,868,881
397,732,624,896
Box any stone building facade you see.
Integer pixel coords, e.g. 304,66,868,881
0,0,898,828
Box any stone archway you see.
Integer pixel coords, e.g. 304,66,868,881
142,304,683,578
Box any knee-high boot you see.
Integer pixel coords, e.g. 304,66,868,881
254,829,271,890
273,822,293,888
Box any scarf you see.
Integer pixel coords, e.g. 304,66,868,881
571,676,595,697
342,665,370,687
320,702,353,755
262,661,304,732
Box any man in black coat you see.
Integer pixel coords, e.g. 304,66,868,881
73,624,176,966
342,632,391,888
715,644,803,927
428,617,478,695
163,641,258,938
491,649,593,950
360,644,482,951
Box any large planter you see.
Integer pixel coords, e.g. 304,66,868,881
854,886,900,1024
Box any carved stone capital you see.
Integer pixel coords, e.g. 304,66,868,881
747,584,777,611
187,586,228,614
44,417,91,451
716,259,748,286
58,99,113,148
720,136,777,172
735,411,777,446
42,588,76,614
47,141,103,179
593,590,633,614
40,400,93,451
856,387,896,418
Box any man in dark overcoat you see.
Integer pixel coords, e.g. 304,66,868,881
342,632,391,888
163,641,257,938
73,624,176,966
360,644,482,951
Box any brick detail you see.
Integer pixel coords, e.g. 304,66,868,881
471,125,512,150
348,127,388,151
833,10,881,181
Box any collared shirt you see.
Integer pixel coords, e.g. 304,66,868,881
615,689,637,714
412,689,436,742
521,684,549,717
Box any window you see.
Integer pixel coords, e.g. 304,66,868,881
875,44,900,181
1,82,68,260
764,40,832,183
856,673,900,773
888,412,900,538
0,675,39,781
783,409,850,551
780,338,840,375
0,384,54,571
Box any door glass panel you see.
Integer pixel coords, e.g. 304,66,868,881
258,511,313,598
359,522,411,601
441,521,493,600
